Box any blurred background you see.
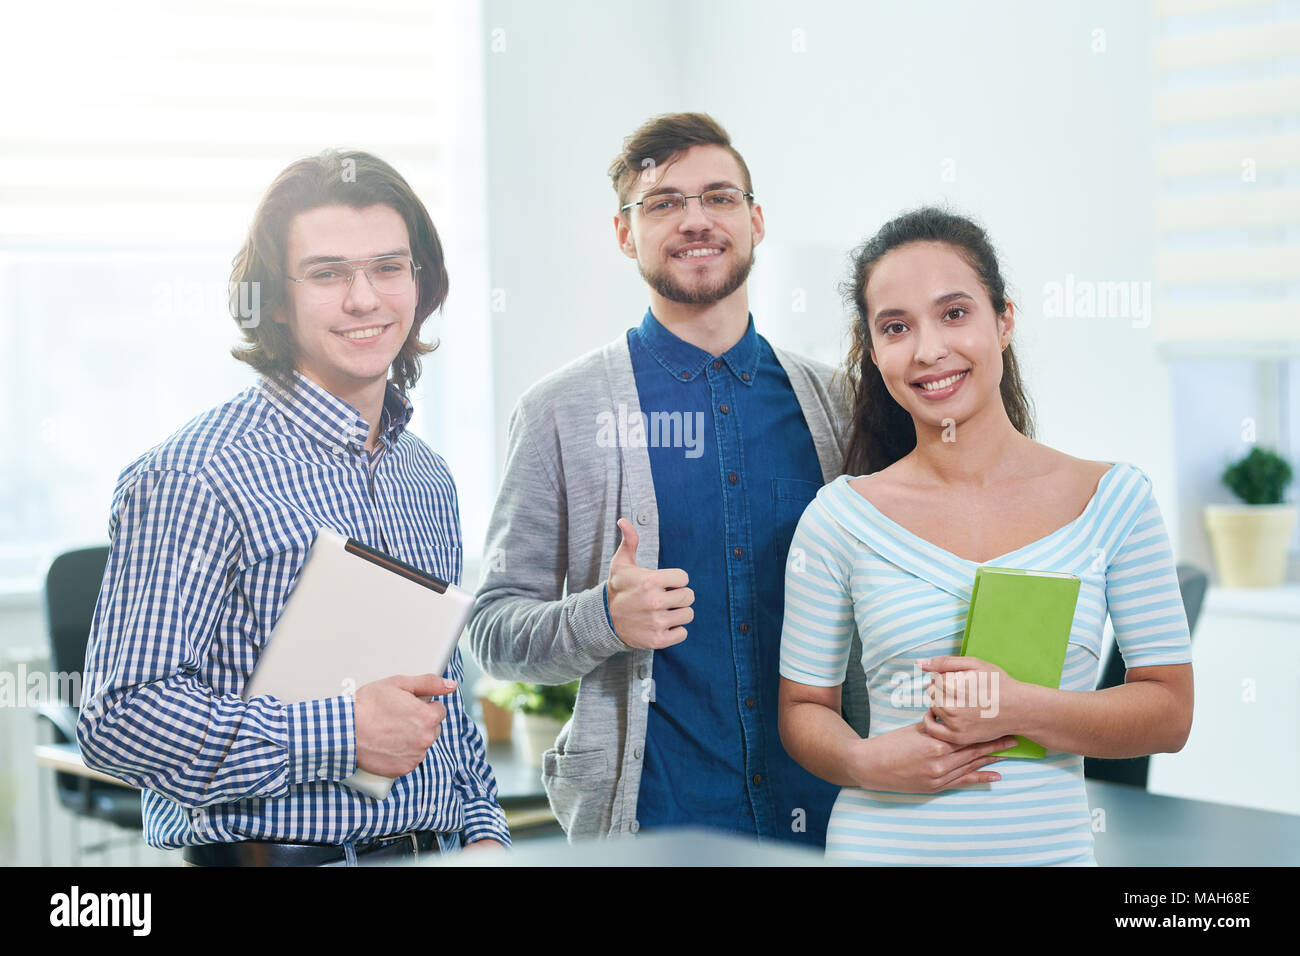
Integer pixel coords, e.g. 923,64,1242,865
1,0,1297,865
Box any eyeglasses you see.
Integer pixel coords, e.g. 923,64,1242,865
620,187,754,219
287,255,421,303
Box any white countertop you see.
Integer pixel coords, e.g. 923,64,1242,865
1203,584,1300,620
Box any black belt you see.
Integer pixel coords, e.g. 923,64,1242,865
183,830,443,867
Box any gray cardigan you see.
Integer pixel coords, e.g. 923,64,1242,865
467,334,870,839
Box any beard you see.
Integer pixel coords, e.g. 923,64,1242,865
639,246,756,306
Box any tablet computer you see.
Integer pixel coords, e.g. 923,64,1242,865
242,528,473,799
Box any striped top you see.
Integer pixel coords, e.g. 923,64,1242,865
779,462,1192,865
77,372,510,850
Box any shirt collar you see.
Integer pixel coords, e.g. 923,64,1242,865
259,371,414,452
633,308,760,385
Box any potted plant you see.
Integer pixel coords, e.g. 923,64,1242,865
473,678,515,744
1204,447,1296,588
485,680,579,767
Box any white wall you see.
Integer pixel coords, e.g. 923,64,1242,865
482,0,686,478
481,0,1180,541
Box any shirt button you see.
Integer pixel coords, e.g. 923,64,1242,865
728,472,738,484
719,403,730,414
633,746,643,760
330,445,344,456
752,774,763,786
630,820,641,833
680,371,690,380
745,697,755,709
739,622,750,634
741,372,751,382
712,360,722,370
637,665,648,680
733,546,743,559
636,511,650,525
317,765,329,779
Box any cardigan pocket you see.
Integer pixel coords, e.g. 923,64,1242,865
542,748,608,779
541,748,617,838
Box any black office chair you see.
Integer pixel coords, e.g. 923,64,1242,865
1083,563,1208,788
36,546,143,834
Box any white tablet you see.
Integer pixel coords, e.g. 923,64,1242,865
242,528,473,799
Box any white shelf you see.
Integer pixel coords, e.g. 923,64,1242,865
1203,584,1300,621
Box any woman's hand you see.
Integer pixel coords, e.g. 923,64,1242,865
850,722,1019,793
919,655,1030,747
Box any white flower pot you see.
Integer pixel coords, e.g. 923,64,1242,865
512,712,565,767
1204,504,1297,588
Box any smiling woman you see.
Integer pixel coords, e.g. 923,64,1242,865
840,208,1035,477
775,207,1195,866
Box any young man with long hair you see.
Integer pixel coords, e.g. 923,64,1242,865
78,150,509,865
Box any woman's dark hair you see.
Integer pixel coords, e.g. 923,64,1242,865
229,148,449,393
840,207,1036,475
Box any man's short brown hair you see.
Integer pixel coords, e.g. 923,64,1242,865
229,148,449,392
608,112,753,214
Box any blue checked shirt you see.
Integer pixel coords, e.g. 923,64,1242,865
77,372,510,850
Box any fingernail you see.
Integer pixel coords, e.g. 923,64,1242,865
918,658,930,667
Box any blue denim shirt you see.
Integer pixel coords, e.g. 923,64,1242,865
604,309,839,846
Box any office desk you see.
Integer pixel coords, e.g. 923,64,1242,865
34,743,127,786
40,744,1296,865
1088,780,1300,866
430,781,1300,866
484,742,557,835
485,741,547,804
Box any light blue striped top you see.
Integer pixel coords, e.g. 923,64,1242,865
779,462,1192,865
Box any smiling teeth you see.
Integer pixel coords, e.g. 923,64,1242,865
676,248,721,257
340,326,386,340
919,371,967,391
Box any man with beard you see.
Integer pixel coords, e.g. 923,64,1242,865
467,113,867,846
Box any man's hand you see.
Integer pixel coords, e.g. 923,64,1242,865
461,839,505,852
353,673,457,778
606,517,694,650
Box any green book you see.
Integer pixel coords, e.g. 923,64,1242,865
957,566,1081,758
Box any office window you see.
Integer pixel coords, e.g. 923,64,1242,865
0,0,493,590
1153,0,1300,348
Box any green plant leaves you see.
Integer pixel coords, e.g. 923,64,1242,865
1222,447,1294,505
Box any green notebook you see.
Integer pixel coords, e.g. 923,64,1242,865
957,566,1081,758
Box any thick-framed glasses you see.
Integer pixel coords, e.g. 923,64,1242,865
287,255,421,303
620,187,755,219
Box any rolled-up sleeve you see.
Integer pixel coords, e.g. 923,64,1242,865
77,468,359,806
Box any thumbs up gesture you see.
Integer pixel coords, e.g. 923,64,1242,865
607,517,694,650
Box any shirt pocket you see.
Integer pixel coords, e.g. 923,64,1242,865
770,477,824,567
